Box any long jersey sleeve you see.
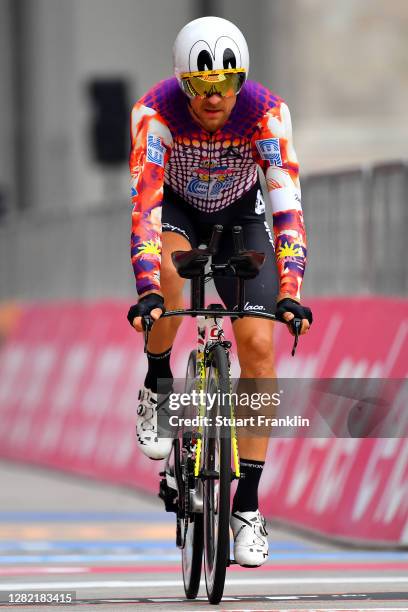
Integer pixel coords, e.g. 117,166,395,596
129,103,173,294
252,102,306,300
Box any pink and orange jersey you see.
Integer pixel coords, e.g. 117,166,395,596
130,77,306,299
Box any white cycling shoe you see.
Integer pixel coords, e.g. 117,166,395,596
136,386,173,460
230,509,269,567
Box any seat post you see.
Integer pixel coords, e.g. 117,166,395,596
191,274,205,311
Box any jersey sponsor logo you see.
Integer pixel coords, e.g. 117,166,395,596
255,189,265,215
256,138,282,166
178,142,202,158
263,220,274,248
221,145,243,159
186,161,237,200
162,222,190,241
244,302,265,311
185,177,207,197
147,134,165,167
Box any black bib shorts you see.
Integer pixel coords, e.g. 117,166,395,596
162,182,279,316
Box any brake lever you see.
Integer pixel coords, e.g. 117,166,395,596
291,317,302,357
142,315,153,353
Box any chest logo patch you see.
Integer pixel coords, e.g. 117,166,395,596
186,161,237,199
255,138,282,166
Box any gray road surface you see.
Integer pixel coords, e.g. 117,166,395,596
0,461,407,611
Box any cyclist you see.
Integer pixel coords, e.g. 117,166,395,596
127,16,312,567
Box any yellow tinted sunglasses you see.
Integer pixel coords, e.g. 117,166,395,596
180,68,246,99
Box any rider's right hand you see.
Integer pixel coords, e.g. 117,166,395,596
127,292,165,332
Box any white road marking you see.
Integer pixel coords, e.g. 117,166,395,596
0,566,89,574
0,576,407,590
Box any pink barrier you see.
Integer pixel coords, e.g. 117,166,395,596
0,298,407,544
260,438,408,545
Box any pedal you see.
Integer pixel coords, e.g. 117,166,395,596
158,477,178,513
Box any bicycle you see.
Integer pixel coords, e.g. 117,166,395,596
142,224,303,605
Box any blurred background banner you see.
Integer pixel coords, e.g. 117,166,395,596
0,298,407,545
0,0,407,546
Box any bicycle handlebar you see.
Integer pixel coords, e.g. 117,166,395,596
206,224,223,255
141,307,303,357
140,226,305,356
232,225,245,255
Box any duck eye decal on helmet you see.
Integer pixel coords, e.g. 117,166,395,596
214,37,241,71
188,37,241,73
194,46,213,72
194,46,214,72
223,48,237,70
173,16,249,99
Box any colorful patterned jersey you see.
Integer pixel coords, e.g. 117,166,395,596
130,77,306,299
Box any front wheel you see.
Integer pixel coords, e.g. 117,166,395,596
182,511,204,598
203,344,231,605
181,350,204,599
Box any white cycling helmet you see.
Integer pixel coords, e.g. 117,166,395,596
173,16,249,98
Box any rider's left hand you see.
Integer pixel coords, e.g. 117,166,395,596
275,296,313,337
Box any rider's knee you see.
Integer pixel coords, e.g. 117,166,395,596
239,334,274,365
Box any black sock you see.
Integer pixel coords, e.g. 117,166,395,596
232,458,265,513
144,347,173,393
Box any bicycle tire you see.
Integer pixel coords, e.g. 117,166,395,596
203,344,231,605
182,511,204,598
181,350,204,599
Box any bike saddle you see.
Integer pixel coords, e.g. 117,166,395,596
172,249,210,278
228,250,265,279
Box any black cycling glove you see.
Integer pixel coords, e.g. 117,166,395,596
275,298,313,325
127,293,165,327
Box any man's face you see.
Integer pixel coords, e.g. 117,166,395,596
189,94,237,133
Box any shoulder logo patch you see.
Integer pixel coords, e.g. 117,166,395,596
255,138,282,166
147,134,165,167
